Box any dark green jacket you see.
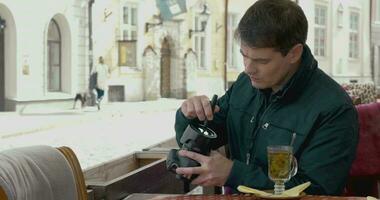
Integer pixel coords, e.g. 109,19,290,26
175,46,359,195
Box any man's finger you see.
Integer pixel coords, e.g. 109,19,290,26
181,101,188,116
186,101,196,118
178,150,207,163
214,105,220,113
193,99,206,121
176,166,203,175
201,98,213,120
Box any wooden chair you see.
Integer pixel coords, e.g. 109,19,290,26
57,146,88,200
0,187,6,200
0,146,87,200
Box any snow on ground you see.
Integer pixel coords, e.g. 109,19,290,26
0,99,183,169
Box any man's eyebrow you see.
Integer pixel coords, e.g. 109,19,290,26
239,49,247,57
239,49,270,61
240,49,254,59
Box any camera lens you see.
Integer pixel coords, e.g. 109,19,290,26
195,124,217,138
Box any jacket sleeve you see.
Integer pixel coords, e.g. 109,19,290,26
291,104,359,195
225,104,359,195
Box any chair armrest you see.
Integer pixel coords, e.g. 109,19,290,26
57,146,87,200
0,186,7,200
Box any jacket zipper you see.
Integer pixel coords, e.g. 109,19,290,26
246,96,278,165
263,122,297,146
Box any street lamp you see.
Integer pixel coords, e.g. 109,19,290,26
145,14,163,33
188,4,210,39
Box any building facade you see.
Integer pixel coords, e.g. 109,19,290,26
0,0,374,111
299,0,371,84
0,0,90,111
92,0,227,102
371,0,380,91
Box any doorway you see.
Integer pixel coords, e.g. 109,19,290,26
160,37,171,98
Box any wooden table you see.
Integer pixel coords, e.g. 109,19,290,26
124,193,367,200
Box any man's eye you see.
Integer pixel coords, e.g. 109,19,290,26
255,59,270,64
259,60,269,64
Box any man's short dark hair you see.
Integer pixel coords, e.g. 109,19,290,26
235,0,308,56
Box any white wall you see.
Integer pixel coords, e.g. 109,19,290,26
0,0,88,102
299,0,371,83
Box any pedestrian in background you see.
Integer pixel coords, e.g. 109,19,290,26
91,56,109,110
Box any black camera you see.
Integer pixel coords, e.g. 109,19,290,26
166,95,218,181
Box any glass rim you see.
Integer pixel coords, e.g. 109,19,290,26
267,145,293,151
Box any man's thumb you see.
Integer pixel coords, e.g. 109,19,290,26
213,105,220,113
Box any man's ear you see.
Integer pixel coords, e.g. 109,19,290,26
287,44,303,64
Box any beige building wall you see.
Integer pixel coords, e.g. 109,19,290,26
191,0,226,97
93,0,228,101
226,0,255,86
92,0,371,102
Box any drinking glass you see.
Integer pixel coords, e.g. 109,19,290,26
267,145,298,195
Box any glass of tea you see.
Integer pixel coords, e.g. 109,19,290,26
267,145,298,195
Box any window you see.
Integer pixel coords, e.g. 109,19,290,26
193,16,207,69
314,5,327,57
123,7,128,24
121,4,137,40
227,13,242,70
47,19,61,91
375,0,380,22
349,11,359,59
119,2,138,67
118,41,137,67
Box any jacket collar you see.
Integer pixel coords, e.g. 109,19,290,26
259,45,317,102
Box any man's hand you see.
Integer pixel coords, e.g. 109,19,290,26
175,150,233,187
181,95,220,121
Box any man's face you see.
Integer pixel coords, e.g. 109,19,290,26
240,43,296,92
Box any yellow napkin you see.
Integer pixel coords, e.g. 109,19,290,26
237,185,272,196
237,181,311,197
366,196,378,200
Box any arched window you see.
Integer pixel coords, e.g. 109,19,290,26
47,19,61,91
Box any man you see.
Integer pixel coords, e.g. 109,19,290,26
91,56,109,110
174,0,358,195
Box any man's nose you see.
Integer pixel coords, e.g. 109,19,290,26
244,62,257,74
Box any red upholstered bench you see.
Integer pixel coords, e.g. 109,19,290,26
344,102,380,197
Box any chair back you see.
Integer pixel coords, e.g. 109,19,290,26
57,146,88,200
345,102,380,197
0,187,7,200
0,146,87,200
